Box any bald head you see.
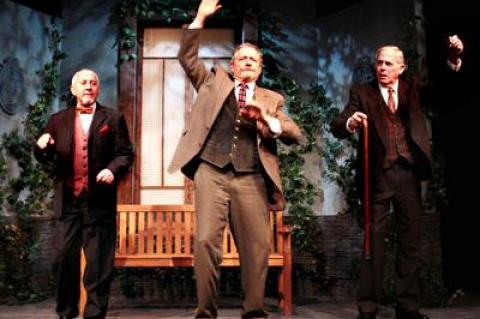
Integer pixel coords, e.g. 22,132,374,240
70,69,100,107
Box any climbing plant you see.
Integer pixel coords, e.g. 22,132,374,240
0,19,65,304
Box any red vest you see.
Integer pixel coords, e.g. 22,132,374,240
72,113,89,196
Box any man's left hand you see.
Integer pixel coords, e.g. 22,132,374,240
240,99,268,122
96,169,114,184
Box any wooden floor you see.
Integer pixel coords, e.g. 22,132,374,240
1,296,480,319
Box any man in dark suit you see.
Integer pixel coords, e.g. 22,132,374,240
35,69,133,319
331,46,433,319
167,0,303,317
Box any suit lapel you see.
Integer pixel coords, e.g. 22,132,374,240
367,83,389,146
210,72,235,125
62,107,76,155
397,80,412,129
89,104,108,139
254,87,268,105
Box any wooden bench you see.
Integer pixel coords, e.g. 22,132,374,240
80,204,293,315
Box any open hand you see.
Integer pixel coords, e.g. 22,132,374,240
197,0,222,20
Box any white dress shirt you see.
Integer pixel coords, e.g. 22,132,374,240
78,103,96,134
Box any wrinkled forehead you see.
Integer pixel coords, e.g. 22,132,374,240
233,47,262,61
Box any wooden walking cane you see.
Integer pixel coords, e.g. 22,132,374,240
362,118,371,259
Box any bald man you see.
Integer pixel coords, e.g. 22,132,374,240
35,69,133,319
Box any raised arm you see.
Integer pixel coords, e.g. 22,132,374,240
178,0,223,91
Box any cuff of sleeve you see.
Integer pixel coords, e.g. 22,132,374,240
265,116,282,138
346,117,356,133
447,58,462,72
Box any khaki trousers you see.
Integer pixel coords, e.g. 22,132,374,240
193,162,270,318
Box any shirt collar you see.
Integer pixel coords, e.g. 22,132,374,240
379,81,399,93
77,102,97,114
234,80,256,91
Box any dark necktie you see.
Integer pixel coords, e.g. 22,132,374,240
77,106,94,114
238,83,247,108
387,88,396,113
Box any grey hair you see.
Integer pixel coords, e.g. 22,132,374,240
231,43,263,64
71,69,100,86
376,46,405,65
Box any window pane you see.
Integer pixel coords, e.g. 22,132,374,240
144,28,234,58
163,60,186,186
141,59,163,186
141,189,185,205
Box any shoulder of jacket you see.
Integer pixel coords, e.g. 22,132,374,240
51,106,73,118
258,87,285,104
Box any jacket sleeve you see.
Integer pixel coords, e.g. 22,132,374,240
330,86,363,139
178,28,213,91
105,113,134,177
34,116,56,163
257,96,304,145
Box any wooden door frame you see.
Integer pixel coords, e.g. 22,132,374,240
117,16,258,204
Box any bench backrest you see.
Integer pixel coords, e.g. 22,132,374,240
115,204,286,267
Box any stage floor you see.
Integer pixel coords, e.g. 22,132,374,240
1,296,479,319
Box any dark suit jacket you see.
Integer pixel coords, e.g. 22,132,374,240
168,28,303,210
35,104,133,219
331,79,432,189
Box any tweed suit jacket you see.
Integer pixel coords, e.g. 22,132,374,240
168,28,303,210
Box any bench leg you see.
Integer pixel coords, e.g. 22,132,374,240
79,249,87,316
279,228,293,316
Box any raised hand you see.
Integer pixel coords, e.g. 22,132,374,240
191,0,222,28
448,34,464,65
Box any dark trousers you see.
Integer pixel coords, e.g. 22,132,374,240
54,194,116,319
358,160,422,313
193,162,271,318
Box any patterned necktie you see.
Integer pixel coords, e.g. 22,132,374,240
77,106,94,114
238,83,247,108
387,88,396,113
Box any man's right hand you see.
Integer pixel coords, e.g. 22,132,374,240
36,133,54,149
346,112,368,133
190,0,222,28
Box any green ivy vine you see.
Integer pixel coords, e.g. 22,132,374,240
0,19,65,304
